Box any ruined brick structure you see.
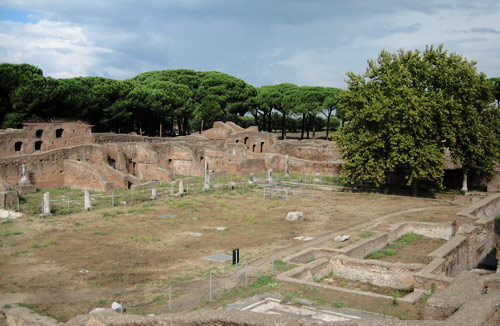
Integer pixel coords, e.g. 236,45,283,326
0,121,344,206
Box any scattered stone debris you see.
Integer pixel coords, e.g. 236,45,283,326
203,253,232,262
111,302,124,312
89,308,106,314
79,269,89,274
286,211,304,222
293,236,314,241
45,260,55,264
2,243,14,247
0,209,22,219
159,214,176,219
334,235,350,242
191,217,199,221
216,226,228,231
119,201,127,206
188,232,202,237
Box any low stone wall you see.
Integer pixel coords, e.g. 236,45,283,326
63,160,114,193
4,273,500,326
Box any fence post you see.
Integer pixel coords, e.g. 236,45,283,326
67,197,70,213
169,285,172,312
111,189,115,206
131,188,134,205
209,271,212,301
17,197,20,212
245,260,248,287
235,262,238,288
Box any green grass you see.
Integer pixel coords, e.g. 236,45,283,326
93,231,107,236
30,239,57,248
250,275,280,289
365,232,423,260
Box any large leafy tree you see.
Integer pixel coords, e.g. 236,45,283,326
490,77,500,105
195,71,256,130
338,45,498,195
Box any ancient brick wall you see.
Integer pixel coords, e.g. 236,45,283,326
0,122,94,158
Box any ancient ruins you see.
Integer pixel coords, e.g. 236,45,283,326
0,121,342,208
2,121,500,326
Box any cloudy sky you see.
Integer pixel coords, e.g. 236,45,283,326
1,0,499,88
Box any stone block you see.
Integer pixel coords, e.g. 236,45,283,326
286,211,303,222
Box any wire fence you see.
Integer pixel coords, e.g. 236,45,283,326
16,176,260,216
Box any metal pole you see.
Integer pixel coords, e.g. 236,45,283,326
17,197,20,212
67,197,70,213
120,302,123,314
112,190,114,206
245,260,248,287
209,271,212,301
235,262,238,288
131,188,134,205
7,207,10,222
168,285,172,312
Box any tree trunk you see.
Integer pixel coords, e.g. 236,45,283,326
159,122,163,137
326,110,331,140
461,171,468,194
262,113,266,132
183,116,189,136
306,115,310,139
301,113,305,140
268,111,272,132
411,181,418,197
312,114,316,139
282,113,286,140
254,112,258,129
177,119,183,136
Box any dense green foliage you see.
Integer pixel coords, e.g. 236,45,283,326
0,64,342,138
338,45,499,193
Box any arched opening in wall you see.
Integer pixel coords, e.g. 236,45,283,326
55,128,64,138
36,130,43,138
260,142,265,153
244,137,249,144
34,141,42,151
128,181,132,189
252,144,256,152
15,141,22,152
200,156,204,162
235,139,239,143
107,157,116,169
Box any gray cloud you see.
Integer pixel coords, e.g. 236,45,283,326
1,0,499,86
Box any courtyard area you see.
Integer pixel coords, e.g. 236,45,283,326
0,184,467,321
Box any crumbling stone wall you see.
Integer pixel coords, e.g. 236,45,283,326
0,122,93,158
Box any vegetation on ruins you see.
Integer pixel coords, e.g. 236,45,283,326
338,45,500,195
0,64,343,138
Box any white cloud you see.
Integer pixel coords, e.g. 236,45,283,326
0,19,111,78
